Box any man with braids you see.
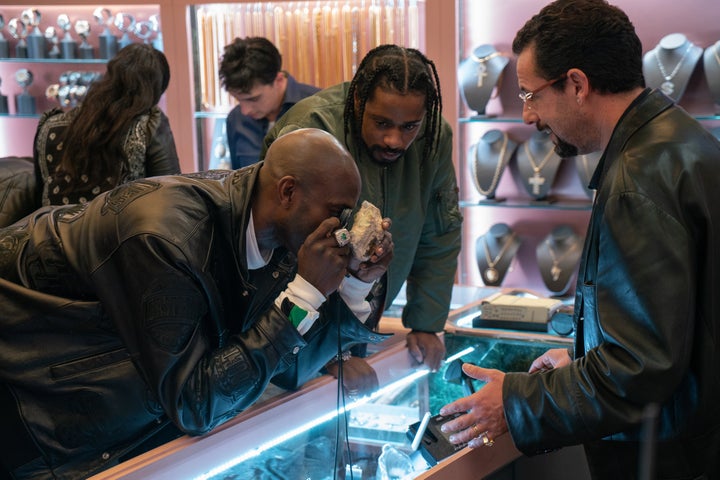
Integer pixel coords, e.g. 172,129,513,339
262,44,462,392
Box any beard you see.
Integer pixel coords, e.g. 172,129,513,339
553,136,578,158
367,144,406,164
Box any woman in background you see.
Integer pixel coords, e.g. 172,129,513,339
34,43,180,206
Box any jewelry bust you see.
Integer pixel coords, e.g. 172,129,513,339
469,129,517,201
642,33,702,102
515,130,562,201
536,225,582,296
475,223,521,286
703,39,720,109
457,44,509,116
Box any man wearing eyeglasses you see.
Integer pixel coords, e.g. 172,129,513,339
440,0,720,478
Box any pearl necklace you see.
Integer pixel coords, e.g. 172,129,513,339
524,142,555,196
472,131,508,197
470,51,502,87
654,43,692,96
482,232,516,284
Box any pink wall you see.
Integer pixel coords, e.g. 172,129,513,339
455,0,720,296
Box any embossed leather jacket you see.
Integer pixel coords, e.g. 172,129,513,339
504,90,720,458
0,165,388,479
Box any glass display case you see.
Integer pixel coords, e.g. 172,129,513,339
90,307,571,479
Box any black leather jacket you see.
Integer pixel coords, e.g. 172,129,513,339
503,90,720,454
0,165,388,479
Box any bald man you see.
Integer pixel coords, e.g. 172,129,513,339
0,128,393,479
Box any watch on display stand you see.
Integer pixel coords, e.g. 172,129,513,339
58,13,77,60
0,76,8,114
14,68,35,115
94,7,118,59
0,14,9,58
8,17,28,58
44,26,61,59
114,12,135,50
22,8,45,59
75,19,93,59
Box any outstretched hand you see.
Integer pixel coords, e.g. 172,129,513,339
439,364,508,449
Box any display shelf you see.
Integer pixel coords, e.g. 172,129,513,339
454,0,720,297
0,3,164,156
460,199,592,211
0,58,108,64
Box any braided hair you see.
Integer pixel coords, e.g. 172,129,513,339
343,44,443,161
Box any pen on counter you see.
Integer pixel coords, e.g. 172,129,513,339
411,411,432,451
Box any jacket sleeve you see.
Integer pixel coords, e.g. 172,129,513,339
89,222,306,436
144,109,181,176
503,191,695,454
402,121,463,333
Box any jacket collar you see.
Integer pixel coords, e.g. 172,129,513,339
589,88,674,191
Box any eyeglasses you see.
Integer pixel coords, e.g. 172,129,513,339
518,74,567,106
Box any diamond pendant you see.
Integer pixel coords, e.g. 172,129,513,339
477,63,487,87
551,264,562,281
485,267,499,283
660,80,675,95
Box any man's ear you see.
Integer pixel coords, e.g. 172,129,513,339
567,68,590,101
277,175,297,209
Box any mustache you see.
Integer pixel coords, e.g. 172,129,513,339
370,145,405,156
537,125,578,158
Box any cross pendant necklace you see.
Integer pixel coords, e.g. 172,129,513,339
546,239,579,281
524,142,555,196
471,51,501,88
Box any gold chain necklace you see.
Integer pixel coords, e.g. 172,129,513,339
470,51,502,87
472,131,508,197
654,43,691,96
483,232,516,283
546,239,579,281
524,142,555,196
